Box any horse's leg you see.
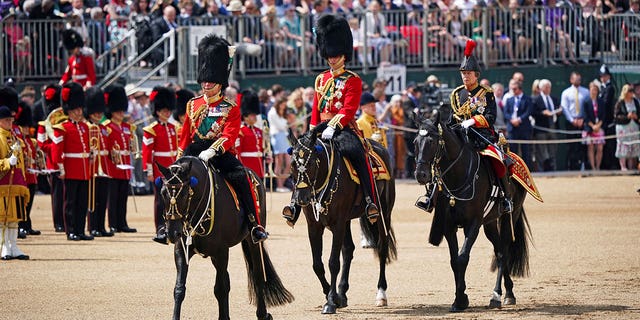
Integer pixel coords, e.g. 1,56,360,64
483,220,504,308
443,228,463,312
336,222,355,309
172,242,190,320
448,219,482,312
307,222,330,295
375,223,389,307
211,249,231,320
322,222,347,314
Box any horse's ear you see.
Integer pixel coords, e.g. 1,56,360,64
438,102,453,125
156,161,170,178
287,128,298,146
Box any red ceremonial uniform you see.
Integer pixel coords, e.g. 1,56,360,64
37,108,68,170
310,69,362,129
178,95,240,156
142,121,178,179
236,123,264,178
103,120,133,180
60,52,96,88
52,119,91,180
88,122,113,178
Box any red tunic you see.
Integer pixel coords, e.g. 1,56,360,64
88,122,113,178
60,53,96,87
36,108,68,170
103,120,133,181
236,123,264,178
310,69,362,129
142,121,178,179
52,119,91,181
178,95,240,155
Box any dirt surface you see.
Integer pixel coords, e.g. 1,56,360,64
2,175,640,320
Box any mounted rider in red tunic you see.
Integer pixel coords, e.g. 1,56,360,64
177,35,268,244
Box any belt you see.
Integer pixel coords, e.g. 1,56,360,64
72,74,88,80
320,113,336,121
153,151,177,157
116,150,131,155
240,152,263,157
98,150,109,156
64,152,90,158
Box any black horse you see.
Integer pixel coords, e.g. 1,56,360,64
413,107,532,312
287,125,397,314
158,156,294,320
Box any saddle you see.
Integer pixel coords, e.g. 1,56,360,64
478,147,543,203
343,148,391,184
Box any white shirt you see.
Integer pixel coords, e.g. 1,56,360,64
267,108,289,136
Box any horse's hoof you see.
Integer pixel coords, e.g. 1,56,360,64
489,299,502,308
336,295,348,308
450,294,469,312
258,313,273,320
322,303,337,314
376,298,387,307
504,296,516,305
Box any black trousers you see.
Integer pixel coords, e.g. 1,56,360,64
209,152,260,226
89,177,109,232
153,183,165,231
49,172,64,229
335,127,376,204
108,179,130,230
19,184,37,231
64,179,89,236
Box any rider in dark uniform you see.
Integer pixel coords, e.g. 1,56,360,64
177,35,268,244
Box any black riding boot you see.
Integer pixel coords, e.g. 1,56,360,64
351,160,379,223
499,174,513,214
226,170,268,243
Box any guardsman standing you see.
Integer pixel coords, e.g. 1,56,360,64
357,92,388,148
52,82,93,241
85,87,114,237
59,29,96,89
104,85,137,233
36,84,67,232
236,90,266,178
143,86,178,244
178,35,268,243
15,103,41,238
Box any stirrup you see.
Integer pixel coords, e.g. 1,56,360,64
251,225,268,244
366,202,379,224
415,196,434,213
502,198,513,214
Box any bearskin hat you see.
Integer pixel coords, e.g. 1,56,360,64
459,40,480,73
197,35,231,89
61,29,84,51
240,89,260,117
61,82,85,112
84,86,106,116
43,84,62,114
0,85,19,113
104,84,128,116
315,14,353,63
15,101,33,127
174,89,193,120
150,86,176,117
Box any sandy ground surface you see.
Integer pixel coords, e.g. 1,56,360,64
2,175,640,320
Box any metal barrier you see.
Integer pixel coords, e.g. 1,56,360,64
1,9,640,83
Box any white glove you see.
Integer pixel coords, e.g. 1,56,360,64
8,155,17,166
321,126,335,140
461,118,476,129
198,148,217,162
146,163,154,177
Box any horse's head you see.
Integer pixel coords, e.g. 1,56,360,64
414,111,444,185
287,127,326,207
157,158,202,244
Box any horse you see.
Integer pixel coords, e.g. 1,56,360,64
157,156,294,320
287,124,397,314
413,106,533,312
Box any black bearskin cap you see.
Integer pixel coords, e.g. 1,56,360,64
43,84,62,113
84,86,106,116
15,101,33,127
197,35,231,89
174,89,193,120
0,85,19,113
104,84,128,115
62,29,84,51
459,40,481,72
315,14,353,63
61,82,85,112
240,89,260,117
150,86,176,117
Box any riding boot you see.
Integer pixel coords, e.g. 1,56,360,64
227,170,268,244
499,174,513,215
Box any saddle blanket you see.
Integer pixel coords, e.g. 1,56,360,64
343,150,391,184
507,151,543,203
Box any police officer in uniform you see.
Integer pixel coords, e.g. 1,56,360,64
52,82,94,240
143,86,178,244
59,29,96,89
178,35,268,243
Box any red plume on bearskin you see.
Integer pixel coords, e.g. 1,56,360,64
61,87,71,102
464,40,476,57
45,87,57,101
104,93,109,105
150,90,158,102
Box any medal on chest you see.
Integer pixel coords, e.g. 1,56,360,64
470,96,487,114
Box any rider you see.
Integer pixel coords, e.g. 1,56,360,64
282,14,380,224
177,34,268,244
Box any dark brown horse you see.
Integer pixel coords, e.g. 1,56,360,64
287,124,397,314
413,107,532,312
158,156,294,320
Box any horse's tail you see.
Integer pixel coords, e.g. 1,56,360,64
491,205,532,277
241,240,295,307
359,216,397,264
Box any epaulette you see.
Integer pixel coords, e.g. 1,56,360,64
52,123,65,132
344,70,360,79
223,97,236,107
314,74,324,92
143,121,158,136
480,84,493,93
102,119,112,126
